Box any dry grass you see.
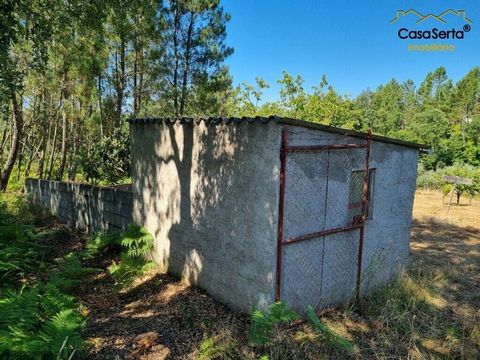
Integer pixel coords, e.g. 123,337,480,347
81,190,480,359
413,190,480,228
408,190,480,358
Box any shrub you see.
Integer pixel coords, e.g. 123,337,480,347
442,164,480,203
416,170,443,190
416,164,480,201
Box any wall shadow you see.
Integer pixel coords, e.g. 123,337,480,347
130,120,280,311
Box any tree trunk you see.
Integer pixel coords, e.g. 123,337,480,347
133,40,145,117
115,37,126,126
24,147,35,178
55,109,68,181
47,120,58,180
38,131,47,178
172,3,181,117
24,136,41,179
0,127,7,160
67,115,78,181
98,73,104,136
133,36,139,117
138,47,144,115
16,141,23,181
37,88,49,178
179,12,195,117
54,68,67,181
0,95,23,191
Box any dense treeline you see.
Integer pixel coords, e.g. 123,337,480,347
231,68,480,171
0,0,232,189
1,1,480,190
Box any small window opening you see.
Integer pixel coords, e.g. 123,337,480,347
347,169,375,225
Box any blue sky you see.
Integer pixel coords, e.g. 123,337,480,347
222,0,480,102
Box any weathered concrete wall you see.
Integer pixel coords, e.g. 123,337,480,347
130,121,281,312
25,178,132,232
280,126,418,312
361,141,418,293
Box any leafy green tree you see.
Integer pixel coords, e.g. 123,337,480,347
277,71,307,117
0,0,57,190
370,79,404,136
78,127,130,184
443,164,480,204
409,108,450,149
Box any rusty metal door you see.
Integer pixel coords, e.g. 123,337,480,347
275,127,372,309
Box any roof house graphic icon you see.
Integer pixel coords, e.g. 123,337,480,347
389,9,473,24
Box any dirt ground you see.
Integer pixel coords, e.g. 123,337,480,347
80,191,480,359
408,191,480,358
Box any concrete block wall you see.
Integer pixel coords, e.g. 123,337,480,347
25,178,132,233
361,141,419,293
130,121,281,312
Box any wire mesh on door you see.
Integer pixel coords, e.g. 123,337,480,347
275,127,372,309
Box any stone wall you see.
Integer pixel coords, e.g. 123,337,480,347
25,178,132,233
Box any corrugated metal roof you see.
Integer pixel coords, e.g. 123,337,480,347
127,116,428,149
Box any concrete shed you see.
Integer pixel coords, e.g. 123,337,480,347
128,116,424,313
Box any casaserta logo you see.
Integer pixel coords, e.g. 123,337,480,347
389,8,472,45
389,9,472,24
398,27,470,40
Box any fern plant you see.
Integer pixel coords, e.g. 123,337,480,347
108,254,156,291
120,224,154,258
81,231,121,260
0,222,51,290
0,194,87,359
0,284,85,359
248,302,299,345
105,224,156,291
306,306,354,353
48,253,100,292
